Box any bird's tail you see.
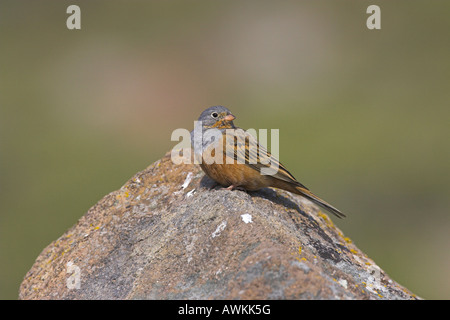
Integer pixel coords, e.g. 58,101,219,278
293,185,346,219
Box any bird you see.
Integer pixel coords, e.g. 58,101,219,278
190,105,345,218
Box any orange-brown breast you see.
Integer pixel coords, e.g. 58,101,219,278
199,133,271,191
200,161,271,191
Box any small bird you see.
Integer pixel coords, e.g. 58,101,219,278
190,106,345,218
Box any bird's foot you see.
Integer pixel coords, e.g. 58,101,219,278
224,185,247,192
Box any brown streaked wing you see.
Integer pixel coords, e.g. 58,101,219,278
224,129,309,190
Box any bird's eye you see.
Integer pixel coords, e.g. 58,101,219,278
211,112,219,118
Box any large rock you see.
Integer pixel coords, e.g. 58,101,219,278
19,152,418,299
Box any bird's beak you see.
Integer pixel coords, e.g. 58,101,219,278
224,114,235,121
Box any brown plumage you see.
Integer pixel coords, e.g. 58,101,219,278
192,106,345,219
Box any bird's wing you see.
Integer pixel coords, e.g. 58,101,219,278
223,129,309,190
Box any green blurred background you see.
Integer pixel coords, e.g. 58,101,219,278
1,0,449,299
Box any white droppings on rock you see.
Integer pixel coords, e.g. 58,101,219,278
211,220,227,238
241,214,252,224
338,279,348,289
186,189,195,198
182,172,194,190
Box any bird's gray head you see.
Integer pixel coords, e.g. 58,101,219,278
191,106,236,155
196,106,236,129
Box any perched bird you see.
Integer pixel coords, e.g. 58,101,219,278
190,106,345,218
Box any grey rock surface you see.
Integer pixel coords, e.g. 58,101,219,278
19,152,418,299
